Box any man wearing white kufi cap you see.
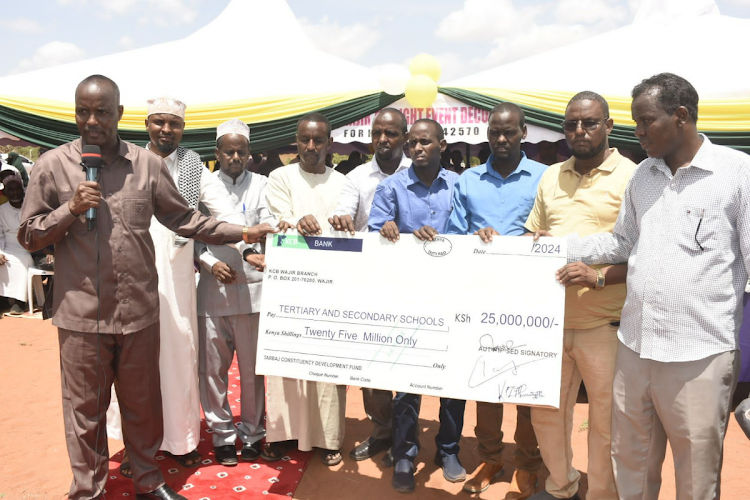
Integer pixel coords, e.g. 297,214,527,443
193,118,277,465
107,97,244,476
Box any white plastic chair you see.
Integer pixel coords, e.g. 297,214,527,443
27,267,54,313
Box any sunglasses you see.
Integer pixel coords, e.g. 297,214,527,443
561,118,609,132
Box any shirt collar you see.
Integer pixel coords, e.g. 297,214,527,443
561,148,623,174
145,142,177,163
482,151,532,180
649,134,714,174
218,168,247,185
372,153,411,175
406,164,451,187
75,136,130,161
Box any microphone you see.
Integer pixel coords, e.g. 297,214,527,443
81,145,102,231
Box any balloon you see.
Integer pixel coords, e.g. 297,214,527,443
378,64,411,96
409,53,441,83
404,75,438,108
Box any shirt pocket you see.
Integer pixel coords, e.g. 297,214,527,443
122,191,153,229
678,205,719,252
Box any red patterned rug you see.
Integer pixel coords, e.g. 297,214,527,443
103,360,312,498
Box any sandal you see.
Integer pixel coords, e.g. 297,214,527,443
164,449,201,468
261,440,295,462
321,448,343,466
119,450,133,478
214,444,238,466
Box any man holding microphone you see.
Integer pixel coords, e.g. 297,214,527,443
18,75,276,500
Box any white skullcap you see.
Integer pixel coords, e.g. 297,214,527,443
217,118,250,141
147,97,186,119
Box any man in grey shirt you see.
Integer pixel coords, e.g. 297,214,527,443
195,119,277,466
539,73,750,500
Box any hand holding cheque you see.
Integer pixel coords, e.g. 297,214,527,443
256,232,567,408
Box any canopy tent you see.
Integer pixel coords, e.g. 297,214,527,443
0,0,398,157
441,0,750,152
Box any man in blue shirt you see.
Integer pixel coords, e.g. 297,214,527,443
447,102,547,499
368,119,463,493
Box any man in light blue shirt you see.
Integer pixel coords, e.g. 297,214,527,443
367,119,463,494
448,103,547,499
368,150,457,239
446,112,547,236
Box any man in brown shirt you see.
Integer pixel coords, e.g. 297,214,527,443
17,75,275,500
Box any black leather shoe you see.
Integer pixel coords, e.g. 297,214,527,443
392,458,415,493
214,444,238,466
241,441,262,461
349,436,392,461
136,484,187,500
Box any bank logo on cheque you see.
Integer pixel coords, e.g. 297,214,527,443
423,236,452,257
273,234,363,253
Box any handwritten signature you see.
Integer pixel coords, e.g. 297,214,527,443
468,336,547,389
500,383,544,401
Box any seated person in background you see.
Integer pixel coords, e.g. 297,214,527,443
259,152,284,177
246,152,265,173
336,151,363,175
0,171,33,314
6,151,29,187
0,163,21,206
449,149,465,173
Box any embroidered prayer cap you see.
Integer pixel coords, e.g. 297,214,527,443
147,97,186,119
217,118,250,141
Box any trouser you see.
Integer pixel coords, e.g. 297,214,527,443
612,343,739,500
198,312,265,447
362,388,394,440
392,393,465,462
531,323,619,499
58,325,164,499
475,402,542,472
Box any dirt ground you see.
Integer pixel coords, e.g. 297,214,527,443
1,316,748,499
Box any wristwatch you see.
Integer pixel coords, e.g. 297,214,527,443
594,268,605,290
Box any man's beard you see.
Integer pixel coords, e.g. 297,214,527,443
375,149,397,162
156,141,177,154
573,140,606,160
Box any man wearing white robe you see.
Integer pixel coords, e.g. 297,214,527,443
195,119,277,466
0,171,33,314
264,113,348,466
107,98,242,473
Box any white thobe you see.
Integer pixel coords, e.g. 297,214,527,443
265,163,348,451
0,202,33,302
195,170,276,447
107,147,241,454
332,154,411,231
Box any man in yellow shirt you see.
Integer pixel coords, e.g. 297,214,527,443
525,92,636,500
